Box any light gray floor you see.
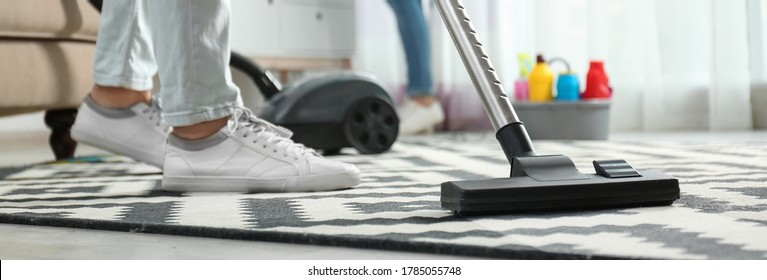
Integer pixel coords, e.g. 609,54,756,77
1,112,766,259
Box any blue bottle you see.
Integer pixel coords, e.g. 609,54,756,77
556,74,580,101
548,57,580,101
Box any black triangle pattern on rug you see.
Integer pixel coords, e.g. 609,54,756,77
1,133,766,259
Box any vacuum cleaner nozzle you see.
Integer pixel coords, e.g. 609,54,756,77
441,122,680,215
441,155,680,215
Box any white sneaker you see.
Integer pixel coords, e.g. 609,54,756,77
72,96,170,168
162,108,360,192
397,98,445,136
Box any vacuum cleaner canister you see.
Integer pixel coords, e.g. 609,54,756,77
258,72,400,155
228,52,398,155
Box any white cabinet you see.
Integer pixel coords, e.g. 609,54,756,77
229,0,280,56
230,0,355,59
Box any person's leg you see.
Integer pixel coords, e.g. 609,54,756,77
72,0,169,168
145,0,241,140
145,0,359,192
91,0,157,108
387,0,444,135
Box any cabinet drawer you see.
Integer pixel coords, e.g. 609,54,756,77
280,4,354,52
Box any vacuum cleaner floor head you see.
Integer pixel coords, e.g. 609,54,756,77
441,124,681,215
442,170,679,215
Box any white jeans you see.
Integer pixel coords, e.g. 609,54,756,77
93,0,242,126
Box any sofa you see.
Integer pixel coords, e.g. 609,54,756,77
0,0,100,159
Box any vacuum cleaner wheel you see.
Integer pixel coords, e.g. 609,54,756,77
344,97,399,154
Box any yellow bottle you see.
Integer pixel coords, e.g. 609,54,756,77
528,55,554,102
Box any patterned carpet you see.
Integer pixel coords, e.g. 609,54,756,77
1,133,765,259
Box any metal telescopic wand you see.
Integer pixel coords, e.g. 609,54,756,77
434,0,536,158
433,0,520,129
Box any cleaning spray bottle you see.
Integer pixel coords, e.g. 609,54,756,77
528,54,554,102
514,53,534,101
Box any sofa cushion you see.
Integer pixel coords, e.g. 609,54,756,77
0,0,99,42
0,40,93,116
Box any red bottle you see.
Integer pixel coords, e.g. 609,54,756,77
582,61,612,99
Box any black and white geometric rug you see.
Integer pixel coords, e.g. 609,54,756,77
1,133,766,259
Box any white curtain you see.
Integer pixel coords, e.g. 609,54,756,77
353,0,755,131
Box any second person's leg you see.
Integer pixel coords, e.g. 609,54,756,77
387,0,444,135
388,0,434,99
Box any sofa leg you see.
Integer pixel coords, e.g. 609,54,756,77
44,109,78,160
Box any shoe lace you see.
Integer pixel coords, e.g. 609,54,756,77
226,108,319,159
141,95,171,133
